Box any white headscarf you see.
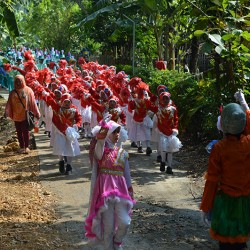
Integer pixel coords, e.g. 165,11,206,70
92,120,121,138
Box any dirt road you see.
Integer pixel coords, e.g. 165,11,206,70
37,129,218,250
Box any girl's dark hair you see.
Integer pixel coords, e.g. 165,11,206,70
112,127,121,134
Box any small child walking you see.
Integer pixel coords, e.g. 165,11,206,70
85,118,135,250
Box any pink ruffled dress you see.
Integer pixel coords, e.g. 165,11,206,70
85,144,135,242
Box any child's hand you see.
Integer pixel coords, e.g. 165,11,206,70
73,124,78,132
96,115,112,140
172,129,178,136
128,186,134,199
201,211,211,227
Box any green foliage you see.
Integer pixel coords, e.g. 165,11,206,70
0,1,20,39
19,0,83,51
116,64,133,76
193,0,250,90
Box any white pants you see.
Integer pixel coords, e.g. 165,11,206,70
102,199,131,250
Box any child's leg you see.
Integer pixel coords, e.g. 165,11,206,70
166,152,173,174
167,153,173,167
84,123,91,137
146,140,151,148
114,201,131,249
137,141,143,153
219,242,247,250
65,156,73,175
66,156,72,165
102,202,115,250
146,140,152,156
86,123,92,137
161,151,166,162
160,151,166,172
156,142,162,162
58,155,65,173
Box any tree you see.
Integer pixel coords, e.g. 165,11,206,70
0,1,20,48
193,0,250,92
20,0,83,52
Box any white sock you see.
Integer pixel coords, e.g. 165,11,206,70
161,151,166,162
167,153,173,167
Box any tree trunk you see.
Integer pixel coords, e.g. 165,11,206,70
163,27,170,61
214,53,221,92
168,43,175,70
189,37,199,74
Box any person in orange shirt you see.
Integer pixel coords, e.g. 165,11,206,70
200,103,250,250
4,75,40,154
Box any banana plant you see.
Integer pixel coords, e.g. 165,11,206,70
0,1,20,38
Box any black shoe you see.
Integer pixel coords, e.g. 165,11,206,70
166,166,173,174
146,147,152,156
65,164,72,175
160,162,165,172
59,160,65,173
156,155,162,162
39,121,45,128
131,142,138,148
137,146,144,153
64,156,67,163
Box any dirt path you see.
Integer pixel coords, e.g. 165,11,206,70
37,130,218,250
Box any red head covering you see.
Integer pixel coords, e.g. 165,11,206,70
24,60,35,72
61,93,72,103
23,51,34,61
48,61,56,70
157,85,167,94
78,57,86,65
58,59,67,68
14,75,26,90
109,96,119,104
159,92,171,106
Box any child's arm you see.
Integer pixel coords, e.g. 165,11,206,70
234,90,249,111
94,115,112,160
94,139,105,160
200,180,218,212
124,158,134,199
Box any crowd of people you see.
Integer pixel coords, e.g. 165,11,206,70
1,46,249,250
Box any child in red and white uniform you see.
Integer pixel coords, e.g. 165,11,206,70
107,97,128,147
151,85,170,162
42,92,82,175
128,86,157,155
154,92,182,174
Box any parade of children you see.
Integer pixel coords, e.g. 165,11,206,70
1,47,249,250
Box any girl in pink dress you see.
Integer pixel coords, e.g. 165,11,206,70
85,119,135,250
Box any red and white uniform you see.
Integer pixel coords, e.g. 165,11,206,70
128,94,157,142
44,94,82,156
